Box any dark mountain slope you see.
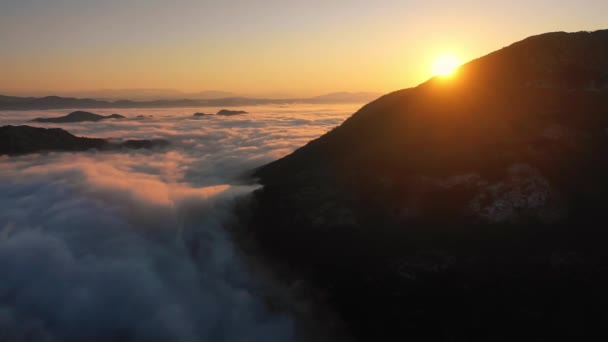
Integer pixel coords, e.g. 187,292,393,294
248,30,608,341
258,30,608,183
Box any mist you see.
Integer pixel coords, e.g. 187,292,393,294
0,104,358,341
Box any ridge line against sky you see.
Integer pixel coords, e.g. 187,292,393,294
1,0,607,98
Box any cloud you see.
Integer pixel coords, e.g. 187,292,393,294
0,104,358,341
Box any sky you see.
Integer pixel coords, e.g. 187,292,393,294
1,0,607,98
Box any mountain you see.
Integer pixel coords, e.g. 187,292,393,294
60,89,187,101
246,30,608,341
217,109,248,116
10,89,240,101
0,93,379,110
0,95,37,104
0,96,110,110
0,125,168,155
83,89,237,101
1,125,106,154
0,96,267,110
31,111,126,123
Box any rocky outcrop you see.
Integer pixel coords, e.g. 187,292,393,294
0,125,169,155
244,29,608,341
193,112,211,117
217,109,248,116
31,111,126,123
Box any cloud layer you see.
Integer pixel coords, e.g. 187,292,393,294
0,104,358,341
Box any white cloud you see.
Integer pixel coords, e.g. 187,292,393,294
0,104,358,341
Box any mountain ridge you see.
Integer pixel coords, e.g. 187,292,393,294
245,29,608,341
0,92,382,110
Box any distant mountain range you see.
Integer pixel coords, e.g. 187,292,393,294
63,89,240,101
0,92,382,110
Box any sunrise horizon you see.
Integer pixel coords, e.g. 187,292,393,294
2,2,608,341
0,27,602,100
2,1,607,99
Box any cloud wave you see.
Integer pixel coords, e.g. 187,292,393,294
0,104,358,341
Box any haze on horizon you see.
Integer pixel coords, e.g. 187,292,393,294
1,0,607,98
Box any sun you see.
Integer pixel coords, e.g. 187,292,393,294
431,55,461,77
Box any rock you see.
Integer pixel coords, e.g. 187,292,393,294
193,112,210,117
244,29,608,341
31,111,126,123
216,109,248,116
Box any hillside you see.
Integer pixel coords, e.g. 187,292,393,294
248,30,608,341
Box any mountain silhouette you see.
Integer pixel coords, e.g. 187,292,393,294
0,92,382,110
31,111,126,123
1,125,169,155
217,109,248,116
49,89,238,101
247,30,608,341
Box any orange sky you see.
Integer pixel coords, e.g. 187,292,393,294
1,1,607,97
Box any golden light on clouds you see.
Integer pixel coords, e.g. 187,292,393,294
431,55,461,77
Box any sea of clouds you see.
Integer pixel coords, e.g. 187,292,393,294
0,104,359,341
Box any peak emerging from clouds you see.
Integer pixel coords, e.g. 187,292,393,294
31,111,126,123
0,125,169,155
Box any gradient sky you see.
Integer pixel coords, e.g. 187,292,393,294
1,0,607,97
